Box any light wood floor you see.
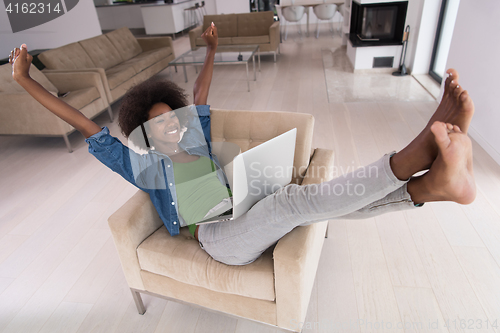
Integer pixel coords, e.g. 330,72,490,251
1,29,500,333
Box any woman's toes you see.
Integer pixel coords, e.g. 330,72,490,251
453,83,464,98
446,68,460,81
449,80,459,94
459,90,474,110
431,121,451,150
453,125,461,133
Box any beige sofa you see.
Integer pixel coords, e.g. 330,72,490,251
0,63,111,152
38,27,175,104
189,12,280,61
108,108,334,332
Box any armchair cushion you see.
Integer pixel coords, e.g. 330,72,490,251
137,226,276,301
210,109,314,184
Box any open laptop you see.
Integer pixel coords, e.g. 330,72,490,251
196,128,297,224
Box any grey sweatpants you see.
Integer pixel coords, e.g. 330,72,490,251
197,153,417,265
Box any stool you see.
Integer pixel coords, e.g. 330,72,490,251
184,4,200,29
200,1,207,16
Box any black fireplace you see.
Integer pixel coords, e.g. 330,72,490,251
349,1,408,47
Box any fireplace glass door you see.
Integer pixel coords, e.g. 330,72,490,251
350,1,408,47
360,6,398,40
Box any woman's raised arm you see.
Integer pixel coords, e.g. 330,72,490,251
9,44,102,138
193,23,218,106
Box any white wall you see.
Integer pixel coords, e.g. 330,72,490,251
215,0,249,14
445,0,500,164
403,0,426,72
0,1,102,56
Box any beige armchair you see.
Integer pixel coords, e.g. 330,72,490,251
108,109,335,332
0,63,111,152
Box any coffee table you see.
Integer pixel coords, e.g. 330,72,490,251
169,45,261,92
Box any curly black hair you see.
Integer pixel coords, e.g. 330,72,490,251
118,78,189,139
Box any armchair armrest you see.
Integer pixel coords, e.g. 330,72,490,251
43,70,110,106
301,148,335,185
42,68,112,104
136,36,174,52
189,25,203,50
269,21,280,50
0,92,71,135
108,190,163,290
273,147,334,330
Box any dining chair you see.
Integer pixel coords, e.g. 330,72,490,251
281,5,306,41
313,3,337,38
337,3,345,33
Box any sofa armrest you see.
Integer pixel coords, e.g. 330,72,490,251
269,21,280,50
189,25,203,50
108,190,164,290
0,92,72,135
43,71,110,105
273,148,334,330
136,36,174,52
42,68,112,105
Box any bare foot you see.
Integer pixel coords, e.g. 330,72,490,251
407,121,476,205
390,69,475,180
428,69,475,134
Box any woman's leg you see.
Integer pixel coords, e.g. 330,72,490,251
198,69,476,265
199,152,406,265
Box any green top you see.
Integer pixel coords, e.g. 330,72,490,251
173,156,231,237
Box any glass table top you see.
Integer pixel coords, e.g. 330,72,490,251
170,45,259,65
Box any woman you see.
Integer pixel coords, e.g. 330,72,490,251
9,24,476,265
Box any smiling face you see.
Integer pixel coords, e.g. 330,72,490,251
147,102,181,144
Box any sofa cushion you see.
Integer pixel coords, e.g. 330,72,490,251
37,42,96,70
237,12,274,37
105,27,143,62
59,87,99,110
105,63,137,90
203,14,238,38
121,47,173,73
137,226,276,301
79,35,124,69
0,63,58,94
231,36,271,45
196,37,233,46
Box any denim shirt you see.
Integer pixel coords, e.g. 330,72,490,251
85,105,224,236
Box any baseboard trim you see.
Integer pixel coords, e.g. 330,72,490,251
468,126,500,166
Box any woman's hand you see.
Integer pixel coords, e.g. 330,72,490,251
201,22,218,51
9,44,32,82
